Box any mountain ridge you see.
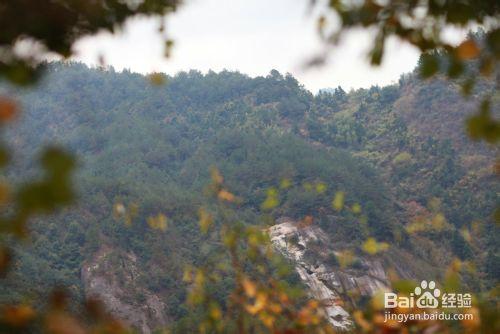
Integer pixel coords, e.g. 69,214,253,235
0,62,497,332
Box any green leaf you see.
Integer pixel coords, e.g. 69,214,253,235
419,54,439,78
466,99,500,143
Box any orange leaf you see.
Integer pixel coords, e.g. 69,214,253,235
0,98,17,123
456,40,480,60
245,292,267,315
242,278,257,298
3,305,36,327
268,303,282,314
461,307,480,329
302,215,313,227
259,312,275,328
45,312,86,334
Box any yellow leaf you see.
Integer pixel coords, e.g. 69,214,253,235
128,203,139,217
351,203,361,214
194,270,205,286
428,197,441,212
247,233,260,247
332,191,344,211
242,278,257,297
261,187,279,210
431,213,446,230
222,230,237,248
209,303,222,320
363,238,377,255
113,203,126,217
148,72,166,85
210,167,223,184
406,221,425,234
315,182,327,194
198,208,213,234
353,310,372,331
147,213,168,231
362,238,389,255
450,258,462,272
218,189,235,202
182,268,193,282
337,250,355,268
245,292,267,315
371,290,388,310
460,228,472,243
379,242,389,252
279,178,291,189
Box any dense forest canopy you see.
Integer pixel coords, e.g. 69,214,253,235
0,61,497,331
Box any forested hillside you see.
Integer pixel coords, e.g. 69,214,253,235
0,62,497,331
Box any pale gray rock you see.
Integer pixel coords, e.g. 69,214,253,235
269,217,390,330
81,245,168,334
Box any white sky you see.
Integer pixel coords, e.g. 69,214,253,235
72,0,464,93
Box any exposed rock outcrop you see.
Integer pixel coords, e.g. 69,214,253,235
269,217,390,330
81,245,168,334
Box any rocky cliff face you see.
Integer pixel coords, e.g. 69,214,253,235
81,218,396,333
81,245,168,334
269,217,390,330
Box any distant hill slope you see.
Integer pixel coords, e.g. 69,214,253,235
0,63,497,331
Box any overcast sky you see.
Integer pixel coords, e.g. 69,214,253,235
73,0,465,93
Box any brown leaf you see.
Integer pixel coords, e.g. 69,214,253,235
0,247,11,276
